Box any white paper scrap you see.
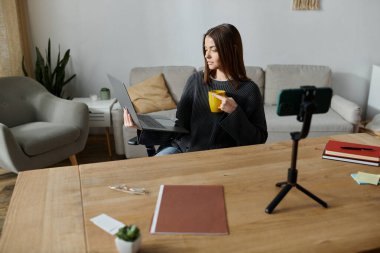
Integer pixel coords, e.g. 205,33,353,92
90,213,125,235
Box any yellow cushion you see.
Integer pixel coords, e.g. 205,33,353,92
127,73,177,114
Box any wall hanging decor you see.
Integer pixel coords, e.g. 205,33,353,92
293,0,320,10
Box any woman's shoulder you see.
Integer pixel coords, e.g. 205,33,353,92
186,69,202,80
186,70,204,86
182,70,206,94
239,79,260,92
195,70,204,80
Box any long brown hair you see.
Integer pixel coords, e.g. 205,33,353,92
203,24,250,88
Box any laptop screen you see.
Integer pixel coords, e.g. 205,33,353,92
107,74,142,129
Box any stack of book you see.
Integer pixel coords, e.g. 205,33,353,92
322,140,380,166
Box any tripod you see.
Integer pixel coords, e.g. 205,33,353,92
265,87,328,214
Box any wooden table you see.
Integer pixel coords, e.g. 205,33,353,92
1,133,380,253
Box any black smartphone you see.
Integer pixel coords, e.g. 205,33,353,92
276,87,333,116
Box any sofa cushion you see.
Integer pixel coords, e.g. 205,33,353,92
265,65,332,105
147,109,177,121
129,66,196,103
10,122,80,156
127,73,177,114
265,105,353,133
245,66,265,97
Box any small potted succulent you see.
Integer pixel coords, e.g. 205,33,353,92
115,225,141,253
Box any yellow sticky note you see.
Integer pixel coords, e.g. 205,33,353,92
356,172,380,185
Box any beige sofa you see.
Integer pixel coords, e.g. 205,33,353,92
113,65,361,158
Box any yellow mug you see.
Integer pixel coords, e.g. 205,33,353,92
208,90,226,113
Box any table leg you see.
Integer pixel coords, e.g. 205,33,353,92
69,154,78,165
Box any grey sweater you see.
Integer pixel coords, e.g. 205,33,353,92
173,71,267,152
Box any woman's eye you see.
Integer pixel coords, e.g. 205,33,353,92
204,47,217,52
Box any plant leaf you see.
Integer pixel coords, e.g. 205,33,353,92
28,40,76,97
35,47,45,84
47,38,51,68
22,56,28,76
63,74,76,85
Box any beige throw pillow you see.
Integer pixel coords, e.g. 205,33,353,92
127,73,177,114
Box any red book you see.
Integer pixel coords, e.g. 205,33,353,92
324,140,380,162
322,151,380,166
150,185,229,235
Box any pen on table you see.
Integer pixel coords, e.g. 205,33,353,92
340,146,376,151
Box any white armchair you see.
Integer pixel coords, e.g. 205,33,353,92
0,76,89,173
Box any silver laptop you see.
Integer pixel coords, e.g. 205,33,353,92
107,74,188,133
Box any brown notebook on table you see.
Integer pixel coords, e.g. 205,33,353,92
322,140,380,166
150,185,229,235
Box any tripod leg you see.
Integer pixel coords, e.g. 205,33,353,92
275,181,287,187
296,184,328,208
265,184,292,214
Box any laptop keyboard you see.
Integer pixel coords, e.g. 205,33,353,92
139,114,165,128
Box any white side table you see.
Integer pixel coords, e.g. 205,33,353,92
73,98,117,156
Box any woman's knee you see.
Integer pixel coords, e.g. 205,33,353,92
155,146,182,156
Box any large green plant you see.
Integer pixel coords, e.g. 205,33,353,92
23,39,76,97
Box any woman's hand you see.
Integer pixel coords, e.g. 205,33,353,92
212,93,238,113
123,108,138,128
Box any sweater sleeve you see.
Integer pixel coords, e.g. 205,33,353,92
219,87,268,145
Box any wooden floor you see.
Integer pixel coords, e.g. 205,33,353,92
0,134,125,235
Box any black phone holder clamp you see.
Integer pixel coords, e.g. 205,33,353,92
265,86,328,214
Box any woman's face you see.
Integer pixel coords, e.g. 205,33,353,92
204,36,221,70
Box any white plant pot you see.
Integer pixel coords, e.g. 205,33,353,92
115,236,141,253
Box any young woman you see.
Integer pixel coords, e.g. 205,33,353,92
124,23,267,155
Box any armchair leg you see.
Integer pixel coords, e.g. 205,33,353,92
69,155,78,165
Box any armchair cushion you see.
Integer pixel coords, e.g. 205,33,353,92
127,73,177,114
10,122,80,156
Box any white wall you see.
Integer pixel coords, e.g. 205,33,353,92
27,0,380,119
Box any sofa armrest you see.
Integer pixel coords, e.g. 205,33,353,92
123,126,138,145
36,94,89,128
330,95,361,126
123,126,152,158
